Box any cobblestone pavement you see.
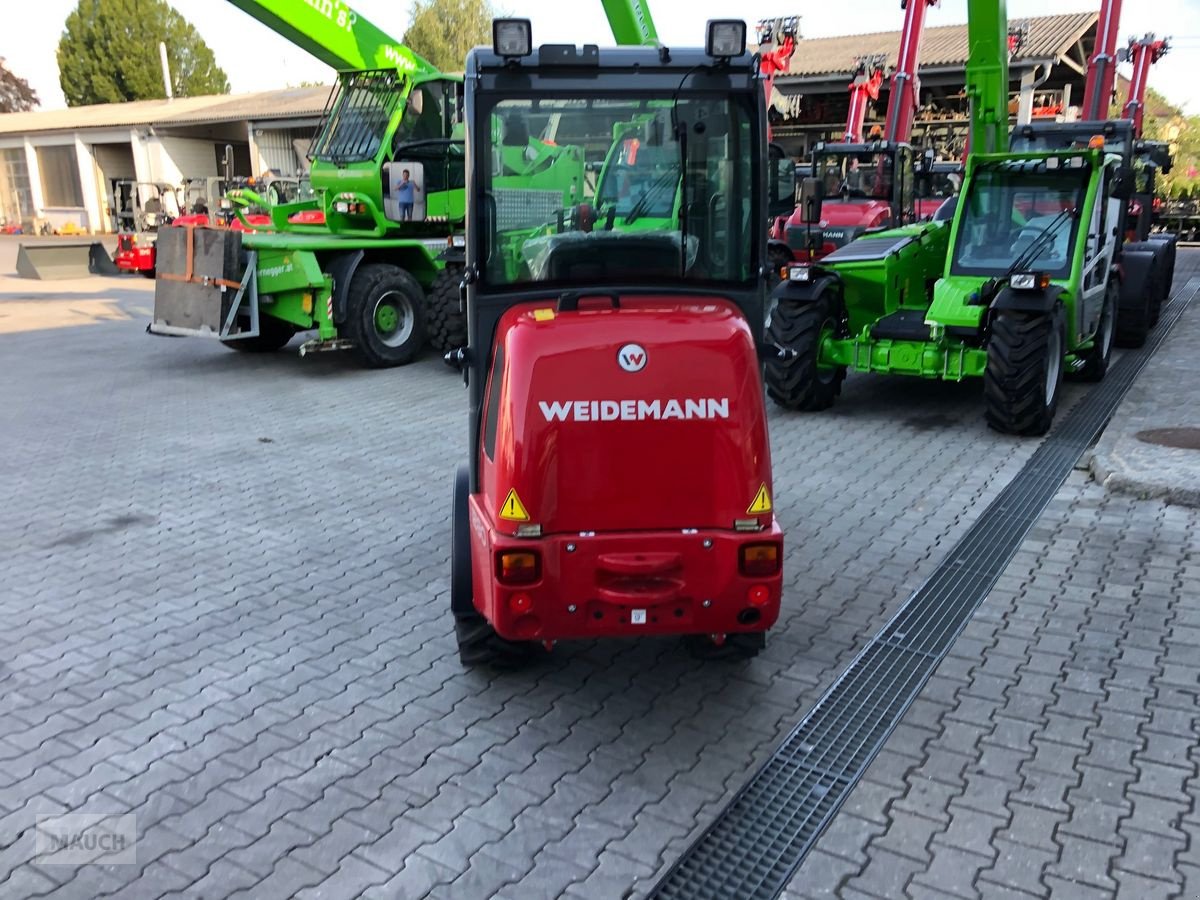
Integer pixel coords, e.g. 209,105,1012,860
781,472,1200,900
0,252,1196,898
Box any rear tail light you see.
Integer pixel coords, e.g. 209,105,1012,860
508,592,533,614
496,550,540,585
740,543,780,577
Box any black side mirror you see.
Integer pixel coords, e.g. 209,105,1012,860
798,176,824,224
1111,165,1134,201
769,152,797,218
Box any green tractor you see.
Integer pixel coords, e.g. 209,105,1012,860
767,147,1134,435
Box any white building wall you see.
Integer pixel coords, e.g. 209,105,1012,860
155,136,218,182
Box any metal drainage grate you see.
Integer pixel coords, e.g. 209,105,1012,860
649,278,1200,900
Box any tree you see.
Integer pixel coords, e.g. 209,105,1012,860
57,0,230,107
401,0,497,73
0,58,39,113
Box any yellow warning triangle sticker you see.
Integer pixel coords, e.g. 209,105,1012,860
747,484,773,515
499,488,530,522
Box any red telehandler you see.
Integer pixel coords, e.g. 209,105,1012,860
770,0,939,263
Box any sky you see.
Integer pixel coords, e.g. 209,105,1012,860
4,0,1200,113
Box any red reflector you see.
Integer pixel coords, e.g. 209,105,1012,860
740,543,780,577
497,550,540,584
508,592,533,614
748,585,771,607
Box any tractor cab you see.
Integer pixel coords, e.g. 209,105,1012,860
781,141,918,258
450,20,790,666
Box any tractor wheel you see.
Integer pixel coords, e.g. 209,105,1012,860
221,315,296,353
425,264,466,354
764,294,845,411
1073,278,1117,383
683,632,766,661
984,307,1064,436
454,610,540,669
345,263,426,368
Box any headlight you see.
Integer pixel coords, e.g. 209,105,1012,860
787,265,813,283
1010,272,1048,291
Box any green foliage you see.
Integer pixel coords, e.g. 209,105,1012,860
0,58,39,113
401,0,497,73
57,0,230,106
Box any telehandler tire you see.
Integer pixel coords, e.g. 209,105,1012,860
1115,251,1158,348
221,315,296,353
764,294,845,412
683,632,765,661
345,263,427,368
426,264,466,354
1073,278,1117,382
984,307,1064,436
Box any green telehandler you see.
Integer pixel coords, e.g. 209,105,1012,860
764,0,1154,436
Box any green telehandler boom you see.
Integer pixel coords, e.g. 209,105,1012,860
150,0,662,368
764,0,1155,435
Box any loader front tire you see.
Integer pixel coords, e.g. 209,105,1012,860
764,293,845,411
984,307,1064,436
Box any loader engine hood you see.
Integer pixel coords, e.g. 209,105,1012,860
481,297,774,536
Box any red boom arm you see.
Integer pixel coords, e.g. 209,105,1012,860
1082,0,1123,120
1121,33,1168,137
882,0,938,143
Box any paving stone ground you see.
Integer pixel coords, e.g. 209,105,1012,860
0,251,1196,899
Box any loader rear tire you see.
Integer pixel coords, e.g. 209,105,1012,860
221,315,296,352
683,632,766,661
454,610,540,669
425,264,466,354
764,294,845,411
345,263,426,368
984,307,1064,436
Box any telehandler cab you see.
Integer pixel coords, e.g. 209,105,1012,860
449,19,794,666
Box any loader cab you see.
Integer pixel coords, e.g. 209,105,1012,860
463,41,771,426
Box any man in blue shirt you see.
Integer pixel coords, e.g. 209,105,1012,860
395,169,420,221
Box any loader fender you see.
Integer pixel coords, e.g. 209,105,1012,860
990,284,1062,316
769,273,841,307
328,250,366,325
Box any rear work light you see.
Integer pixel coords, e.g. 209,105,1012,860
497,550,540,584
740,543,781,577
1010,271,1050,291
787,264,813,282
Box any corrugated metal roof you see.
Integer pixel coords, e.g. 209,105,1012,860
0,86,332,136
779,11,1097,80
